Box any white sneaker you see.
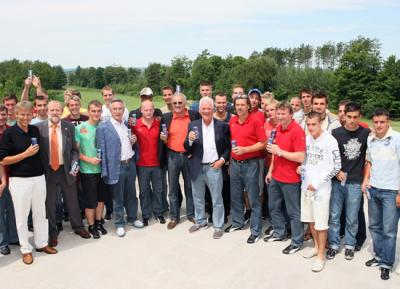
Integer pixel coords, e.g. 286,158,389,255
116,227,126,237
311,258,326,272
303,248,318,259
128,220,144,229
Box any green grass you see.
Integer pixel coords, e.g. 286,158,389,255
362,118,400,132
50,86,165,110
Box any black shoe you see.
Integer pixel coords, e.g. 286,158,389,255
56,222,63,232
0,245,10,255
326,248,338,260
224,224,243,233
143,218,149,227
244,210,251,225
88,225,100,239
282,244,301,254
264,226,274,237
263,235,285,242
247,234,260,244
157,216,166,224
95,220,108,235
28,224,34,232
104,213,112,220
365,258,381,267
355,244,362,252
381,268,390,280
345,248,354,260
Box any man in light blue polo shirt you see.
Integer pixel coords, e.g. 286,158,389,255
362,108,400,281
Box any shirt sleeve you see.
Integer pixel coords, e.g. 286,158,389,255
0,130,12,161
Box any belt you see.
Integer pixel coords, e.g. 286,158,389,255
121,158,132,165
201,160,218,166
168,148,186,155
231,158,256,164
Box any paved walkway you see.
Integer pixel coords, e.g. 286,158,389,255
1,207,399,289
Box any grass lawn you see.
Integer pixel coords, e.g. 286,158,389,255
51,86,165,110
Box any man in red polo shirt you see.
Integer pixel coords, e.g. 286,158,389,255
265,101,306,255
225,96,267,244
133,100,165,226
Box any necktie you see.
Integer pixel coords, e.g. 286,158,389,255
51,124,60,171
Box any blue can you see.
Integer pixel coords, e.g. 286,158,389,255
31,137,38,145
268,129,276,144
231,140,237,148
96,149,102,160
193,126,199,139
162,123,168,135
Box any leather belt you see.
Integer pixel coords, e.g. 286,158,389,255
231,158,256,164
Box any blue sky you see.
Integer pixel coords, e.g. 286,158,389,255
1,0,399,68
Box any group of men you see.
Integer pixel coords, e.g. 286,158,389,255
0,79,399,281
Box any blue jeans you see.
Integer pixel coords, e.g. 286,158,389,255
328,181,362,250
111,159,138,228
368,187,400,269
138,166,163,219
269,179,303,247
230,159,261,236
0,187,18,248
192,165,224,230
167,151,194,221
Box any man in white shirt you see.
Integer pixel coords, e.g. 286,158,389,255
100,86,129,123
300,112,341,272
183,97,230,239
96,99,144,237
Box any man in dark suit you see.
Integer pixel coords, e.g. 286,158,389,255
160,92,200,229
184,97,230,239
36,101,90,246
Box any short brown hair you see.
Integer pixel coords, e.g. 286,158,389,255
102,85,114,95
88,100,102,110
2,94,18,104
276,101,293,114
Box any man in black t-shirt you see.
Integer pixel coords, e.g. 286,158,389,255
326,102,370,261
0,101,57,265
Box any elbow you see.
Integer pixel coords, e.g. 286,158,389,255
298,153,306,163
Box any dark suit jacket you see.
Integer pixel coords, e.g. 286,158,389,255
35,120,79,185
160,109,200,165
183,118,230,181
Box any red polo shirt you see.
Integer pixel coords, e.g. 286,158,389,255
272,120,305,183
132,118,160,167
251,108,266,124
229,113,267,160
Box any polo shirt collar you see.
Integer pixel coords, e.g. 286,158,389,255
371,127,393,141
235,113,250,125
173,109,189,119
278,119,295,132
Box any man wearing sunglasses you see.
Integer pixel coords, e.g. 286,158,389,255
161,93,200,229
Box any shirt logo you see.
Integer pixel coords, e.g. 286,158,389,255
344,138,361,160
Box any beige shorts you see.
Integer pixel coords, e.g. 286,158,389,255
301,189,331,230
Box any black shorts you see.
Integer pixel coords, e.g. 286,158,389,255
80,173,108,209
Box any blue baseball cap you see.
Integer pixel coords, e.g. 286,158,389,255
248,88,262,96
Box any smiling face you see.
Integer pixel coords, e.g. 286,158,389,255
235,98,249,118
88,104,102,123
16,108,33,129
47,101,63,124
277,107,292,127
199,85,212,97
110,101,124,123
372,115,390,138
162,88,173,105
200,100,213,124
215,95,227,114
172,94,185,114
141,100,155,121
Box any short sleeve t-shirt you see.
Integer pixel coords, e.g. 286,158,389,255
331,126,370,183
75,121,100,174
229,113,267,160
272,120,306,183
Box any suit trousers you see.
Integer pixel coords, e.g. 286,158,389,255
46,166,84,237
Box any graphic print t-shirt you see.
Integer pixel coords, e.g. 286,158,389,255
331,126,370,183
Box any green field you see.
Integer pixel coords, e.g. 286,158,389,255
55,87,400,131
52,86,165,110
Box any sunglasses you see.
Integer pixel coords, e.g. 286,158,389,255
235,94,249,99
173,101,183,105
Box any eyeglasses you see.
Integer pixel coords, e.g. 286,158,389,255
173,101,183,105
235,94,249,99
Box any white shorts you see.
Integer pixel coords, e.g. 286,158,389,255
301,188,330,230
